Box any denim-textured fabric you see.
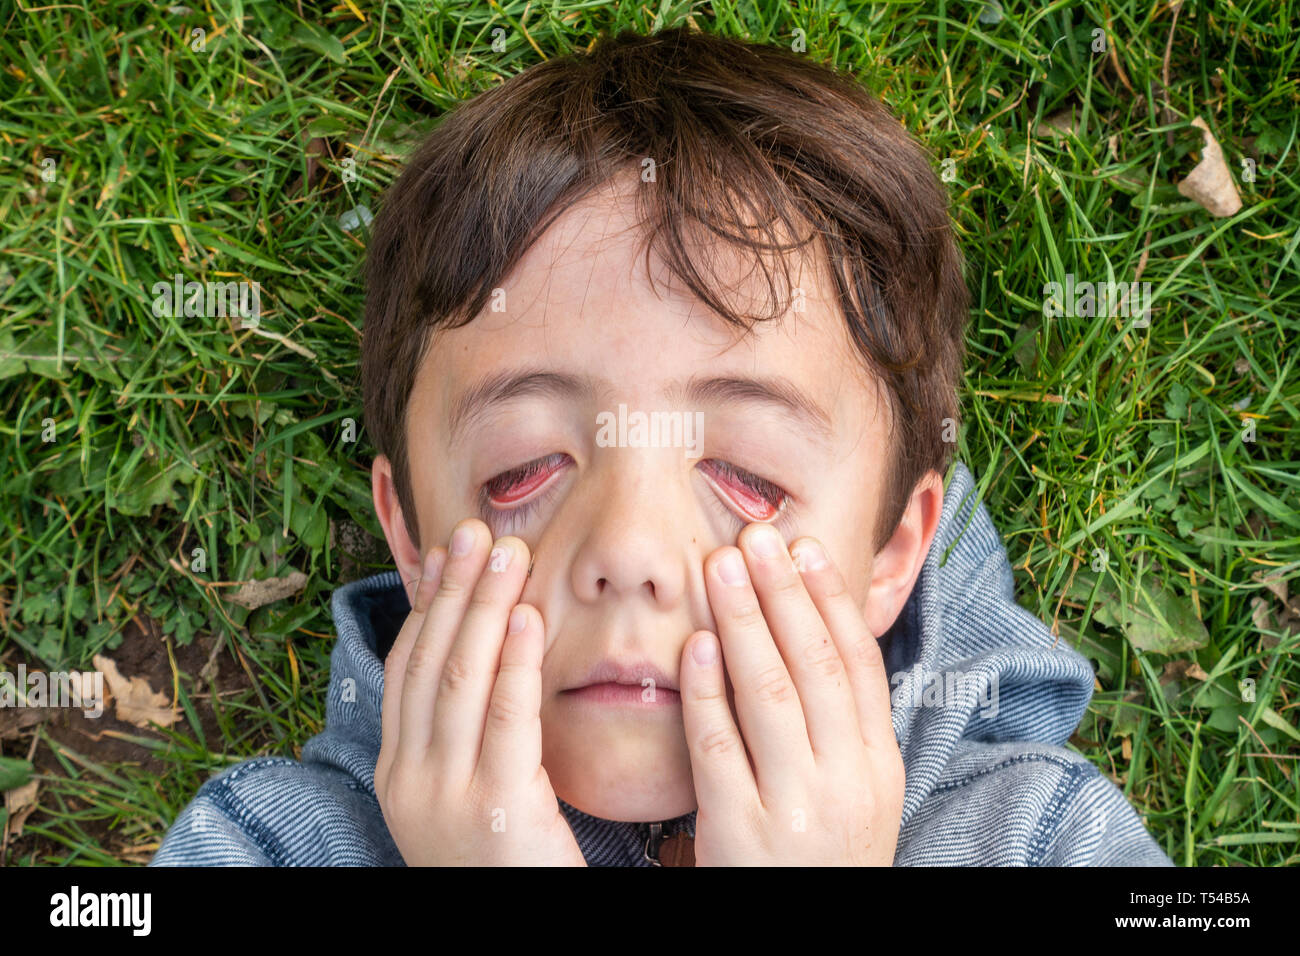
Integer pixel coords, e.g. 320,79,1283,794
151,463,1173,866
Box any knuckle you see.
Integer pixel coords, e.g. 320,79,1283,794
467,585,502,614
848,631,884,674
803,636,845,680
438,653,475,695
752,664,796,705
404,640,439,680
729,599,766,629
436,569,472,599
687,679,729,707
771,569,805,597
695,724,739,760
818,570,850,601
485,685,528,729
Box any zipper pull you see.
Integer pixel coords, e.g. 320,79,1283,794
642,821,665,866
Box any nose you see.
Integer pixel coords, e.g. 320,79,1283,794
568,452,690,608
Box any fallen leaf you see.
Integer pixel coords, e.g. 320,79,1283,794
1254,599,1275,622
92,654,180,729
1161,659,1210,684
226,571,309,610
0,706,49,740
1252,570,1289,604
1037,108,1081,140
1177,117,1243,217
1066,570,1209,654
3,778,38,838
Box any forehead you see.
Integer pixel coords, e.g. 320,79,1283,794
416,172,882,434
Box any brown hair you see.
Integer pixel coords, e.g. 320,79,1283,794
363,26,968,552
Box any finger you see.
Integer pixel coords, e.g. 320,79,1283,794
476,603,543,790
397,519,492,766
386,547,447,715
738,523,860,762
429,535,532,783
704,545,812,793
789,536,894,751
680,630,754,817
378,547,445,788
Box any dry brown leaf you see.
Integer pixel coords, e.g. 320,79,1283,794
1252,570,1289,604
1037,108,1081,139
1177,117,1243,217
1249,597,1283,650
1161,660,1210,685
4,778,39,838
1250,596,1273,632
226,570,308,610
92,653,180,729
116,847,159,864
0,706,49,740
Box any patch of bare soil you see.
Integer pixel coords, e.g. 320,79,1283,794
1,614,255,865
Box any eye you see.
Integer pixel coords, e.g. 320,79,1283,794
698,458,791,525
477,453,570,535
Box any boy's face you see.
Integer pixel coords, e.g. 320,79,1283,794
374,170,939,822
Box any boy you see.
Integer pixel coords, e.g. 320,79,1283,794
152,26,1172,866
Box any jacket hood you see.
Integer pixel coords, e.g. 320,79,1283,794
307,461,1096,865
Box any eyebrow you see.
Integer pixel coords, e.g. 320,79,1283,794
445,368,835,448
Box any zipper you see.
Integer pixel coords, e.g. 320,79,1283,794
639,820,671,866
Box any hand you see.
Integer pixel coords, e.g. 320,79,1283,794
374,519,587,866
680,523,905,865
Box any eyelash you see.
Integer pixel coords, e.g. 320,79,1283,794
477,453,569,535
698,458,796,533
477,455,797,536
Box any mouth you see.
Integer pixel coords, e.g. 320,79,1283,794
562,658,680,707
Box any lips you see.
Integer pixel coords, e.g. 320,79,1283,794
565,657,678,693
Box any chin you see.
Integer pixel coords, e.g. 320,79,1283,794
541,719,698,822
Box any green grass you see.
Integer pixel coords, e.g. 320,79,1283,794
2,0,1297,865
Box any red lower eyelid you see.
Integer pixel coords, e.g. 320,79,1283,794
488,466,556,505
704,464,781,520
728,486,780,521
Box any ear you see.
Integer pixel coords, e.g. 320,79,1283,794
862,470,944,637
372,455,423,603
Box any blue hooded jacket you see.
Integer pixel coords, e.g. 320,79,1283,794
150,463,1174,866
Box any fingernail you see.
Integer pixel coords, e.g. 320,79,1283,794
748,523,783,559
792,540,828,572
450,524,474,557
508,606,528,634
489,545,512,572
717,550,748,586
692,633,718,666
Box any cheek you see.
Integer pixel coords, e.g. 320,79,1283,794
819,533,873,609
406,459,460,550
848,557,872,609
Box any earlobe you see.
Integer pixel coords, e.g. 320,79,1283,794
372,455,422,596
862,471,944,636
